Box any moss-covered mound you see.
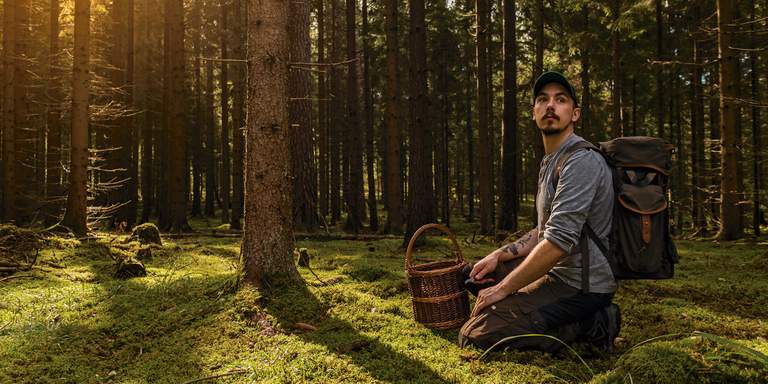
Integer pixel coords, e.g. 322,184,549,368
0,224,44,270
130,223,162,245
592,334,768,384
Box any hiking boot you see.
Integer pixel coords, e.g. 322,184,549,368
582,303,621,354
603,303,621,353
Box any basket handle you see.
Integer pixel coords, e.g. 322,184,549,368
405,223,464,271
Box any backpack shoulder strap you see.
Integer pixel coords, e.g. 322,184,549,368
551,141,600,191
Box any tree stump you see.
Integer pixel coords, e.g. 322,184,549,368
115,257,147,279
130,223,162,245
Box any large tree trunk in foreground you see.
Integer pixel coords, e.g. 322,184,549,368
62,0,90,236
241,0,301,286
717,0,743,240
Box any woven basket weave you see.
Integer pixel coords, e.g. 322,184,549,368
405,223,469,330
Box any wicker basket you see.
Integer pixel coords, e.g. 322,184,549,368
405,223,470,330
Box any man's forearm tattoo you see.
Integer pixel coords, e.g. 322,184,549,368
501,232,533,257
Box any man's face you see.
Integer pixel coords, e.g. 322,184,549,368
532,82,580,136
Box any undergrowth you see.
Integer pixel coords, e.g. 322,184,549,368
0,220,766,383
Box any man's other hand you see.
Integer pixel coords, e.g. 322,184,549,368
469,251,501,284
470,284,509,318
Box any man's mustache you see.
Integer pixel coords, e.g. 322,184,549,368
542,112,560,120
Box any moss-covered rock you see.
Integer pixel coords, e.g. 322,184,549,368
115,257,147,279
130,223,162,245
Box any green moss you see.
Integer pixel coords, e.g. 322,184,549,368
0,224,766,383
131,223,162,245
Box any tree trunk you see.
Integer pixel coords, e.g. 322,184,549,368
163,0,190,232
383,0,402,233
580,4,591,141
230,0,246,230
329,0,342,225
610,0,623,137
220,0,231,224
717,0,743,240
361,0,378,231
499,0,518,232
62,0,90,236
344,0,363,233
13,0,31,224
44,0,63,225
709,64,721,225
241,0,301,286
126,0,138,227
317,0,328,220
750,0,761,237
191,0,203,217
476,0,492,234
289,0,319,231
139,0,153,223
655,0,665,139
530,0,543,225
691,10,706,235
404,0,435,244
1,0,15,222
204,46,217,217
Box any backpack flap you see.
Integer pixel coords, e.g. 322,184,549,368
599,136,673,175
613,181,675,279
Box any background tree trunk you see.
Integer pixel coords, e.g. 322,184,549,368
383,0,402,234
62,0,90,236
344,0,363,233
230,0,245,230
163,0,190,232
329,0,342,225
717,0,743,240
476,0,492,235
44,0,63,225
499,0,517,232
191,0,204,218
610,0,623,137
317,0,329,220
2,0,17,222
220,0,231,224
241,0,301,286
363,0,378,232
404,0,435,244
750,0,761,237
289,0,319,231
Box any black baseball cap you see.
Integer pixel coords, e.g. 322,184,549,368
532,71,579,107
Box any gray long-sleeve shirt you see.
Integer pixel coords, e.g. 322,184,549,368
537,133,617,293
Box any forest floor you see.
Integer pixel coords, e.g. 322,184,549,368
0,217,767,384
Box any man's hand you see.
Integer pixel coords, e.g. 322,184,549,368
470,284,509,318
468,251,501,284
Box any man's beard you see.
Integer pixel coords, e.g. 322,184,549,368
539,124,566,136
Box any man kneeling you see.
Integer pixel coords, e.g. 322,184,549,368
458,71,620,353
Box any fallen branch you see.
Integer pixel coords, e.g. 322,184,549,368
0,274,35,283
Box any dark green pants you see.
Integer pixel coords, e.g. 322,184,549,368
458,258,612,353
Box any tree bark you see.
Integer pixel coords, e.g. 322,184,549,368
139,0,153,223
317,0,329,220
44,0,63,225
362,0,378,231
750,0,761,236
580,4,591,141
220,0,231,224
163,0,190,232
691,8,706,235
717,0,743,240
289,0,319,231
404,0,435,244
383,0,403,233
655,0,665,139
191,0,203,218
204,44,217,217
344,0,363,233
610,0,623,137
2,0,17,222
329,0,341,225
230,0,246,230
476,0,492,234
62,0,90,236
499,0,518,232
13,0,31,224
241,0,301,286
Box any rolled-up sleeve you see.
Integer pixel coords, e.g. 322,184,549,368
542,150,604,254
